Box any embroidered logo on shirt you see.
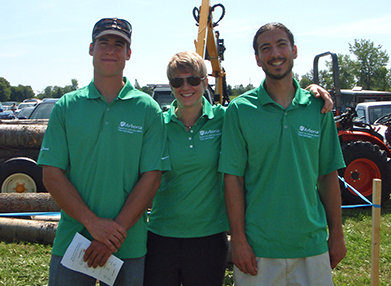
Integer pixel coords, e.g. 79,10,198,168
199,129,221,140
118,121,143,134
298,126,319,139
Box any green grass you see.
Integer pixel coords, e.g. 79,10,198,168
0,242,51,286
332,199,391,285
1,200,391,285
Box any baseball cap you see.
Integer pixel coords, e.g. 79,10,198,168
92,18,132,45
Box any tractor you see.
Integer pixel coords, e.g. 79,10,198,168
314,52,391,205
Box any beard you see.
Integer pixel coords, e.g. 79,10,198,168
263,58,294,80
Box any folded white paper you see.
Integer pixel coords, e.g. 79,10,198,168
61,232,124,286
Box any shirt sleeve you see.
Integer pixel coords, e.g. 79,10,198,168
218,101,247,176
318,111,346,175
37,101,69,171
139,103,171,173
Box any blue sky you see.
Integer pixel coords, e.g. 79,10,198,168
1,0,391,94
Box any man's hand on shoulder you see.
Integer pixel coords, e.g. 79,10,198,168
306,84,333,114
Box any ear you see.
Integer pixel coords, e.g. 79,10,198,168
126,48,132,60
255,54,261,67
201,76,209,92
293,45,298,59
89,43,94,56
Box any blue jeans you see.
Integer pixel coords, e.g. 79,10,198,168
48,254,145,286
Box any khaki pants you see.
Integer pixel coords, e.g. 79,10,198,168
234,252,333,286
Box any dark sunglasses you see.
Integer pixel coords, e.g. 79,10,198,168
170,76,206,88
92,18,132,40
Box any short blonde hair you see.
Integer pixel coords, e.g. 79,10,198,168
167,51,207,80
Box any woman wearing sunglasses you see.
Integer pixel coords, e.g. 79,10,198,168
144,51,228,286
144,51,334,286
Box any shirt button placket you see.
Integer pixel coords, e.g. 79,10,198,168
189,136,193,149
104,107,110,127
283,112,288,130
188,123,196,149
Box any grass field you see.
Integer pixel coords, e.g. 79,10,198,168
332,199,391,285
1,199,391,286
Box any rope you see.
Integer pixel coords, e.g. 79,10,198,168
339,176,378,208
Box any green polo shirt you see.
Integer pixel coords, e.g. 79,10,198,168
37,77,170,259
148,97,229,238
218,79,345,259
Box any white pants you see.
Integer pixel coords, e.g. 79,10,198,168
234,252,333,286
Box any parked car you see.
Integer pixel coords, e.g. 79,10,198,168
0,101,18,112
28,98,58,119
354,101,391,145
14,102,38,117
22,98,41,104
17,102,37,110
1,101,17,111
151,85,174,112
0,110,14,119
355,101,391,125
16,106,35,119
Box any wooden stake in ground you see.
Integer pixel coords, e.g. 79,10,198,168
371,179,381,286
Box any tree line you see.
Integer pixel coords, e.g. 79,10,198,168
1,39,390,103
0,78,35,103
297,39,391,91
0,78,79,103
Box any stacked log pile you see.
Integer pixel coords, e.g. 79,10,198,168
0,193,59,245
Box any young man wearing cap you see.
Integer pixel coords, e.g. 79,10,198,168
38,18,170,286
219,22,346,285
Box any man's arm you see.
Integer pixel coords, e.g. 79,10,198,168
317,170,347,269
42,166,127,252
115,170,161,229
83,170,162,267
306,84,333,114
225,174,257,275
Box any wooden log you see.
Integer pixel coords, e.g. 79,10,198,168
0,124,47,149
0,119,49,125
0,217,57,245
0,193,60,213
